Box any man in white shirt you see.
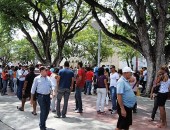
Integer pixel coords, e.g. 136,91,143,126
109,65,119,114
17,65,28,100
141,67,147,93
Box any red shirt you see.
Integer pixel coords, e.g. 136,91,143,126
86,71,94,81
2,72,8,80
47,70,52,77
76,68,86,87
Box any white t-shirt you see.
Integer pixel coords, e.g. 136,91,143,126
159,79,170,93
0,68,2,74
17,69,28,81
143,70,147,81
50,73,57,91
110,72,119,87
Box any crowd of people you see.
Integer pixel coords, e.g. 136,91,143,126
0,62,170,130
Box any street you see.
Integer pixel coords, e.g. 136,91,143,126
0,92,170,130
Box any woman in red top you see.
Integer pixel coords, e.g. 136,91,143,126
85,67,94,95
1,68,8,96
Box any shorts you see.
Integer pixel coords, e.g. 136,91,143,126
117,103,132,129
22,90,37,101
157,92,168,106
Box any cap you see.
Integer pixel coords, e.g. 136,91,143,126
122,67,133,73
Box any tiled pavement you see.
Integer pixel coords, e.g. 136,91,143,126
0,88,170,130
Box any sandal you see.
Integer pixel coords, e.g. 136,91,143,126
31,112,37,116
100,111,106,115
17,106,24,111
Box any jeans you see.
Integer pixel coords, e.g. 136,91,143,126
37,94,50,130
57,88,70,117
1,80,7,95
151,96,158,120
9,78,14,91
75,87,83,112
141,81,147,93
96,88,106,112
17,81,24,100
110,86,117,110
13,78,17,94
86,80,92,95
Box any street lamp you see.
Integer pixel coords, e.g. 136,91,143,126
91,20,102,67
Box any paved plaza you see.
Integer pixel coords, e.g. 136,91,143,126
0,91,170,130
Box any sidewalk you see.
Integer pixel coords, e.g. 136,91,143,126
0,91,170,130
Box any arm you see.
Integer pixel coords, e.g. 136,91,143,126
57,76,60,91
104,79,108,92
71,77,74,91
117,94,126,117
30,78,38,105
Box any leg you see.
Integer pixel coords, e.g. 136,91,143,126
100,88,106,112
37,95,46,130
88,81,92,95
21,98,26,110
75,87,83,112
45,95,51,121
158,106,167,128
96,89,101,111
56,90,63,117
62,89,70,116
33,101,37,114
1,80,7,95
51,95,56,111
151,96,158,120
141,81,146,93
75,90,78,110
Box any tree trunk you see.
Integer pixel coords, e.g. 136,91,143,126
53,46,64,66
126,58,130,67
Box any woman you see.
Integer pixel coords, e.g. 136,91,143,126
50,67,59,112
13,67,18,95
156,67,170,128
1,68,8,96
129,72,139,113
96,67,109,114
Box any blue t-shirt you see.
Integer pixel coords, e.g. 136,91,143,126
117,76,136,108
59,68,74,89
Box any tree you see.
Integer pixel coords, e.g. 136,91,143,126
84,0,170,93
11,39,36,64
63,26,114,65
0,0,91,65
116,44,140,70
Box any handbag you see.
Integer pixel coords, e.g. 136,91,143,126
105,94,109,105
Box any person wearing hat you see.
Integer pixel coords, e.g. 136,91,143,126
116,67,136,130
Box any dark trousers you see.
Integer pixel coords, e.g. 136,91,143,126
141,81,147,93
86,80,92,95
37,94,50,130
0,75,2,90
57,88,70,117
75,87,83,111
1,80,7,95
151,96,158,120
17,81,24,100
110,86,117,110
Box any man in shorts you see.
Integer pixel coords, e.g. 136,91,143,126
116,67,136,130
17,66,37,115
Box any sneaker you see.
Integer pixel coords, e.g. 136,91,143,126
54,115,61,118
75,110,83,113
111,110,117,114
62,115,66,118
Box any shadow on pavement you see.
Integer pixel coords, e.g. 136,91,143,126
61,117,82,123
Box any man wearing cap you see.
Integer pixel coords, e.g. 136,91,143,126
116,67,136,130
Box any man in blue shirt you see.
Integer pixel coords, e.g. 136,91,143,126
116,67,136,130
54,61,74,118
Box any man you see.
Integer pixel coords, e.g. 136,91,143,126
116,67,136,130
17,65,28,100
141,67,147,93
109,65,119,114
31,67,53,130
17,66,37,115
75,62,86,113
8,66,14,92
85,67,94,95
54,61,74,118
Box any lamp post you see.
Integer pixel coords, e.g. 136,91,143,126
91,20,101,67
